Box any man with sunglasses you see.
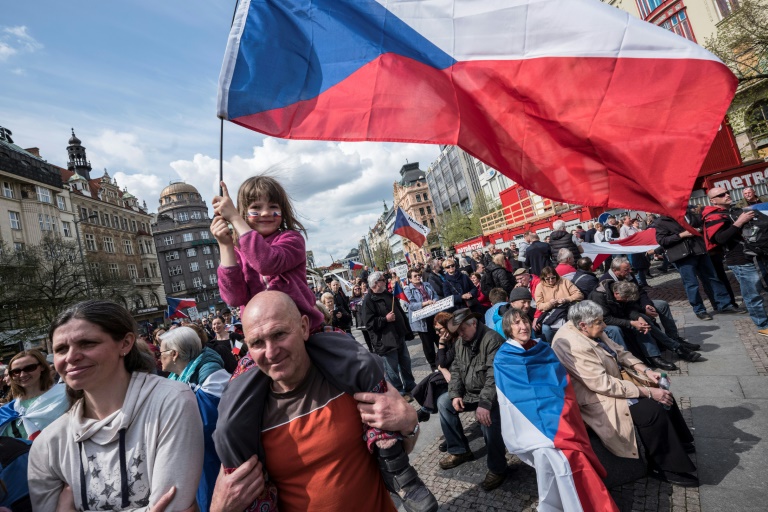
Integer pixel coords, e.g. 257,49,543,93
703,188,768,336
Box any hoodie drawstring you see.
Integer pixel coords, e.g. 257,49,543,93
78,429,130,510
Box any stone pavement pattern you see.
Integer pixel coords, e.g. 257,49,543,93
354,264,768,511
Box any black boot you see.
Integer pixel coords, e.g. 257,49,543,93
416,408,430,423
675,346,702,362
648,356,677,371
376,442,438,512
674,337,701,351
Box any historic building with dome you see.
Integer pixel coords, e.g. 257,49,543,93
151,182,223,316
60,129,166,327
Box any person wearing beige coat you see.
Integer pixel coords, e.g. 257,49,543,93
534,266,584,343
552,301,699,488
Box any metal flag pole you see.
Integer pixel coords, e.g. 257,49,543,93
218,0,241,196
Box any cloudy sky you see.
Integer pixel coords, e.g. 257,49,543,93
1,1,440,267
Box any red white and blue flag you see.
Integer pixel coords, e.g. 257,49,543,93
581,229,660,270
392,280,409,302
348,260,365,270
495,340,618,511
166,297,197,319
218,0,736,219
746,203,768,216
393,207,430,247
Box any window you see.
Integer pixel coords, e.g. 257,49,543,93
191,210,202,220
127,264,138,279
164,236,174,245
144,240,154,254
13,242,23,253
424,192,428,201
9,211,21,230
416,194,421,202
192,277,203,288
661,11,694,42
202,245,212,255
2,182,13,198
62,221,72,237
714,0,740,18
169,265,183,276
108,263,120,278
150,262,159,277
205,259,215,269
182,233,193,242
209,274,218,285
427,206,432,214
166,251,180,261
90,262,101,277
103,237,115,253
123,240,134,255
186,248,197,257
419,207,425,216
80,207,89,221
199,231,210,240
36,186,52,204
177,212,189,222
190,262,200,272
131,220,137,231
102,213,109,227
747,100,768,150
57,196,66,210
121,218,128,230
113,215,120,229
85,234,96,251
38,214,53,231
172,280,186,292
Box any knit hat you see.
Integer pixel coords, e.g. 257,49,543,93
508,287,532,303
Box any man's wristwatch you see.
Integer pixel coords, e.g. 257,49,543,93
404,423,420,438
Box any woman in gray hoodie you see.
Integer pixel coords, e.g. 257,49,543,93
28,300,203,511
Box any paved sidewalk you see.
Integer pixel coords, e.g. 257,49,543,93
353,266,768,511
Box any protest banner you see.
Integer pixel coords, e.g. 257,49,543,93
412,296,455,322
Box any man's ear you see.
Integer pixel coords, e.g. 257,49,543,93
301,315,310,341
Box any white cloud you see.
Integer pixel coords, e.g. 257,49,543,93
112,171,165,210
10,67,24,75
3,26,43,52
88,130,146,170
0,41,16,61
170,138,439,266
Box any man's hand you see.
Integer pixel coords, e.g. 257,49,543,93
532,318,540,332
210,456,265,512
645,305,658,317
475,406,492,427
385,312,396,322
678,230,693,238
354,384,418,434
56,485,75,512
210,216,234,247
630,319,650,334
452,397,465,412
734,210,756,227
212,182,239,222
461,293,473,300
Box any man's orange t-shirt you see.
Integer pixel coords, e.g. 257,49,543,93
262,365,397,512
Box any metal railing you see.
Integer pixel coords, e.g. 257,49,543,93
479,196,579,236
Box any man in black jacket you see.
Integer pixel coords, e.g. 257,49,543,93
524,233,552,276
655,214,738,320
423,260,444,300
548,219,582,259
363,271,417,397
570,257,600,298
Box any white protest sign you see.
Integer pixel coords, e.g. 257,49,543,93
392,264,409,281
412,296,455,322
187,307,199,321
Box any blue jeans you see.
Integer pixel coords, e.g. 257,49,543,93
437,392,507,474
380,341,416,394
674,254,732,313
541,324,557,344
729,263,768,328
651,300,680,339
606,324,662,358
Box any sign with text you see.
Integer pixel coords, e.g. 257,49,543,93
392,264,409,281
411,296,455,322
187,307,200,321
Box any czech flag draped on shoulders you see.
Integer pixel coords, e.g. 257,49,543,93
495,338,618,511
218,0,736,219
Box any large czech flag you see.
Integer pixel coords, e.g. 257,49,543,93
495,339,618,511
393,207,430,247
580,228,661,270
166,297,197,319
218,0,736,219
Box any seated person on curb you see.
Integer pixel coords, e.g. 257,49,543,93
601,258,699,351
438,309,508,492
412,312,458,424
570,257,600,298
590,281,701,371
211,291,436,512
485,288,510,333
494,307,619,512
552,301,699,488
533,266,583,344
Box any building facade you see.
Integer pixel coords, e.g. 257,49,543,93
151,182,224,317
392,162,439,262
425,145,487,216
62,130,166,327
603,0,768,159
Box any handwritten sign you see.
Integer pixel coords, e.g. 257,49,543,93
392,264,409,281
412,296,455,322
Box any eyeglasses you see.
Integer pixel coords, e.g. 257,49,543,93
543,276,558,281
377,278,386,283
10,363,41,377
710,192,729,199
444,264,455,269
159,349,174,355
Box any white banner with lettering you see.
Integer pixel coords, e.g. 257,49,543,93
392,264,409,281
412,296,455,322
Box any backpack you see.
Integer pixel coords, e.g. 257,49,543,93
480,269,497,297
703,207,768,256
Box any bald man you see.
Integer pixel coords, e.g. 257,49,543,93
211,291,435,512
703,188,768,335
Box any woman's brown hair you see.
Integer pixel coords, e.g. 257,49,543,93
434,312,458,343
8,349,52,399
539,266,560,282
237,175,307,237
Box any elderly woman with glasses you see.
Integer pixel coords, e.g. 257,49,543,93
441,257,476,314
552,301,698,488
0,349,67,440
159,327,230,511
404,268,440,371
533,266,583,343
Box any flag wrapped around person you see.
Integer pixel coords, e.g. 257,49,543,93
218,0,737,219
495,339,618,512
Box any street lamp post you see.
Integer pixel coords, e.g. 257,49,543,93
74,213,98,296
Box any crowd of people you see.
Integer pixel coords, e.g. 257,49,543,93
1,174,766,512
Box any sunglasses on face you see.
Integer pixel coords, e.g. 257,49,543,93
444,264,455,269
710,192,729,199
543,276,558,281
10,363,41,377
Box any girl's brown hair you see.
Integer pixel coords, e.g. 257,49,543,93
237,175,307,237
8,349,53,399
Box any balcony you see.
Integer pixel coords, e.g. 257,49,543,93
132,277,163,286
190,239,217,247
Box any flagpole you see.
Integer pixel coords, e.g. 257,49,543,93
218,0,241,196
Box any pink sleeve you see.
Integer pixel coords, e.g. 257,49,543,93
217,249,263,308
238,230,306,276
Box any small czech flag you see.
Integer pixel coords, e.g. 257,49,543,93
392,280,409,302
